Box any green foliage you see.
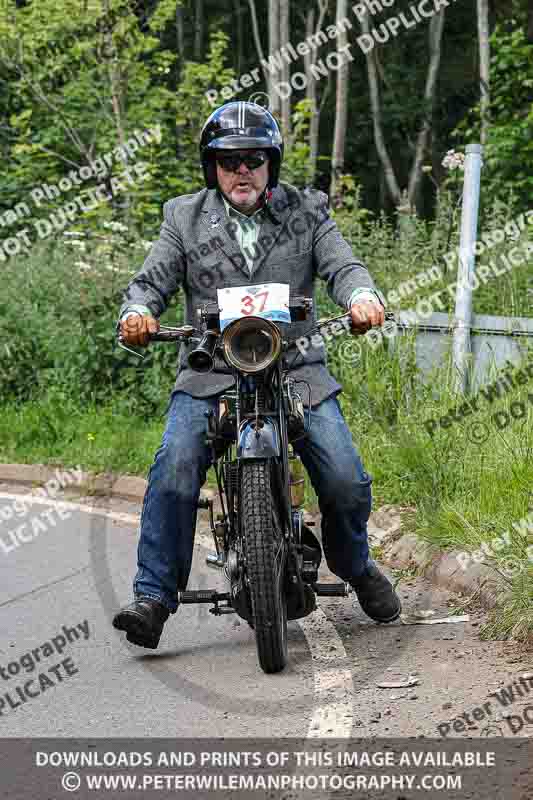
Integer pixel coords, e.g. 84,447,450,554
454,23,533,209
333,178,533,321
282,99,314,187
330,175,374,226
0,0,178,238
485,25,533,207
174,31,237,195
0,233,179,417
1,0,531,234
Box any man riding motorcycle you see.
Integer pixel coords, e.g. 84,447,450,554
112,101,401,650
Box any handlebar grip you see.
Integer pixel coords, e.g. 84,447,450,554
148,331,201,344
148,330,182,341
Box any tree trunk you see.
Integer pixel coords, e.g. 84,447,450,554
248,0,270,90
407,9,446,210
329,0,348,202
304,9,318,184
234,0,243,76
280,0,291,139
527,4,533,44
359,10,402,208
176,3,185,158
304,2,328,185
477,0,490,145
268,0,281,116
194,0,204,61
102,0,130,213
176,3,185,65
376,161,383,210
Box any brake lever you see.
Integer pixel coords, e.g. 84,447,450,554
117,334,146,360
117,323,200,359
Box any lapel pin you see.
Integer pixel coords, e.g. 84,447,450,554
209,213,220,228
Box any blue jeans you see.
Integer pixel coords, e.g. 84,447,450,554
133,390,373,613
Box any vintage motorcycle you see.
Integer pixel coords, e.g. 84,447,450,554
119,283,395,674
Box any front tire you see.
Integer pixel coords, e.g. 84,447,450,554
240,459,288,673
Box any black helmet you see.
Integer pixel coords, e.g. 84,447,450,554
199,101,284,190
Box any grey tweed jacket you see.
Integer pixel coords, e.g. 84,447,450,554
117,181,384,406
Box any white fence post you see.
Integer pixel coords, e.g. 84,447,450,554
453,143,484,394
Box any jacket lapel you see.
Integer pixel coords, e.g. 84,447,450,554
200,185,295,283
200,190,250,281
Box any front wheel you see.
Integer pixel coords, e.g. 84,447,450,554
240,459,288,673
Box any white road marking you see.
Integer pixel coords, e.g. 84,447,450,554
298,611,354,737
0,491,354,736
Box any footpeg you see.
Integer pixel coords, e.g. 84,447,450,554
312,582,351,597
178,590,231,603
178,589,234,617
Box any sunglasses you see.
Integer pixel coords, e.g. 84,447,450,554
216,152,268,172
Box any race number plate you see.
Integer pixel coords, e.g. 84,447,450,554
216,282,290,331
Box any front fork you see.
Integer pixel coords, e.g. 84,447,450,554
195,395,351,619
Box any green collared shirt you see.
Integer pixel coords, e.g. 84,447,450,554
220,193,265,275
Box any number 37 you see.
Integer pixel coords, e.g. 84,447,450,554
240,290,268,315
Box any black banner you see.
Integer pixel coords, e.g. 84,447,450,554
0,737,531,799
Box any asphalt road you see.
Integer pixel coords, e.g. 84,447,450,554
0,484,531,741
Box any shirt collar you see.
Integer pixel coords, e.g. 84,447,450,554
220,192,265,224
214,186,284,224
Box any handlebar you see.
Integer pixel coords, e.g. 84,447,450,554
148,325,198,342
299,309,398,342
117,311,400,359
117,323,200,359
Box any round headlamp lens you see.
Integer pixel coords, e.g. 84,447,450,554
222,316,281,373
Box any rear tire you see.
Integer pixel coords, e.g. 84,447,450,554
240,459,288,673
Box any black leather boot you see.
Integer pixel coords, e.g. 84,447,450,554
112,596,170,649
350,561,401,623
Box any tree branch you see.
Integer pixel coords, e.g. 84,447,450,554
330,0,349,199
319,71,332,113
407,9,446,209
247,0,270,85
32,145,82,170
268,0,281,114
8,60,88,156
360,12,401,207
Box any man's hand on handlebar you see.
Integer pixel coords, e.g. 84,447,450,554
120,313,160,347
349,301,385,335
